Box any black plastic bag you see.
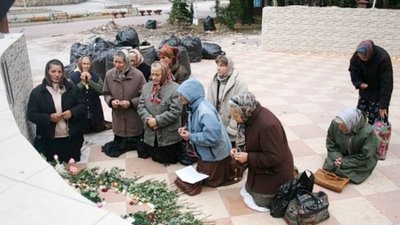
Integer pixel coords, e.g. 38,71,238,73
64,63,77,79
139,46,157,66
159,35,181,48
115,28,140,48
145,20,157,29
270,170,314,218
180,36,202,63
203,16,216,31
89,37,116,80
202,42,225,59
176,45,191,75
70,42,88,64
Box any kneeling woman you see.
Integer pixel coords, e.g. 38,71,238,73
228,92,294,209
177,79,232,188
323,107,379,184
138,62,183,164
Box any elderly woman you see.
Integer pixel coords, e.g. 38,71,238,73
207,55,248,147
129,49,151,82
159,44,190,84
160,44,193,164
28,59,87,162
323,107,379,184
102,49,146,157
70,56,108,133
138,61,183,164
228,92,294,209
349,40,393,124
177,79,233,191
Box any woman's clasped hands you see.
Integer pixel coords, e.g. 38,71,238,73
178,127,190,141
230,148,248,164
111,99,131,109
50,110,72,123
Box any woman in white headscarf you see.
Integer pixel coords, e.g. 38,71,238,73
207,55,248,147
323,107,379,184
102,49,146,157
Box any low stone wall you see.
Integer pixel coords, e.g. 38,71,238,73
261,6,400,57
14,0,85,7
0,33,35,142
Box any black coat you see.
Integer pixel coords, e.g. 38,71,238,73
349,45,393,109
70,71,104,125
27,79,87,139
137,62,151,82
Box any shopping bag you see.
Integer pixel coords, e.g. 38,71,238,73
373,119,391,160
270,170,314,218
284,191,329,225
314,169,350,193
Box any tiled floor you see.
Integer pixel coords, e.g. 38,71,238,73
79,50,399,225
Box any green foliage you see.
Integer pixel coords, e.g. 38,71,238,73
168,0,193,29
214,0,254,29
56,165,203,225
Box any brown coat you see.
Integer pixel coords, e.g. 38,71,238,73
103,66,146,137
245,105,294,195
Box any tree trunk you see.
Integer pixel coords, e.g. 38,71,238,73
0,14,9,34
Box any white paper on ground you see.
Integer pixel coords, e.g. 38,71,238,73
240,186,269,212
175,166,209,184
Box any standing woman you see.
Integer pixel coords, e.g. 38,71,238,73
102,49,146,157
138,61,183,164
228,92,294,209
159,44,190,84
207,55,248,147
28,59,87,163
129,49,151,82
348,40,393,124
70,56,107,133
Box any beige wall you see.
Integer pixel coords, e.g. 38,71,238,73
261,6,400,57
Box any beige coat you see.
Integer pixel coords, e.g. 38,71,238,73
206,69,248,141
103,66,146,137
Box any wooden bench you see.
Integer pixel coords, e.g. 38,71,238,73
111,11,126,18
50,12,72,23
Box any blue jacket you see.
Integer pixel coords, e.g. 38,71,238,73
177,79,231,161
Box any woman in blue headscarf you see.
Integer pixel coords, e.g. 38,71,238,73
323,107,379,184
348,40,393,124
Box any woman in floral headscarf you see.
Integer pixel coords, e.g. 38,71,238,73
322,107,379,184
102,49,146,157
228,92,294,209
348,40,393,124
160,44,193,165
159,44,190,84
138,62,183,164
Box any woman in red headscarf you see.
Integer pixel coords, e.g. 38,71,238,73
159,44,190,84
138,61,183,164
348,40,393,124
